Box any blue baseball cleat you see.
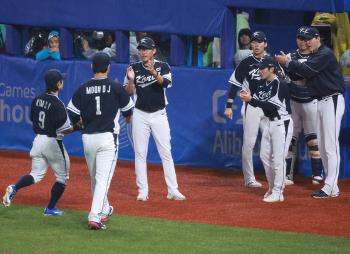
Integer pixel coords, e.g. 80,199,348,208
3,185,16,207
44,207,64,216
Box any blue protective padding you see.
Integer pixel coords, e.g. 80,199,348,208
0,0,226,37
1,55,350,178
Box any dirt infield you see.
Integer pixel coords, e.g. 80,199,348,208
1,150,350,238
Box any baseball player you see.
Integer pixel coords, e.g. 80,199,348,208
283,27,323,186
2,69,79,215
124,37,185,201
67,52,134,230
225,31,285,188
276,27,346,198
240,57,293,202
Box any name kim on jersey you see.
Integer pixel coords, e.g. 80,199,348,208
36,99,51,110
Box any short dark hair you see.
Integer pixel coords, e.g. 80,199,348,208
44,69,66,92
92,52,110,73
238,28,252,49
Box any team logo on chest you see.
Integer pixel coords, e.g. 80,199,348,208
248,68,261,81
136,74,156,88
136,67,161,88
257,85,273,100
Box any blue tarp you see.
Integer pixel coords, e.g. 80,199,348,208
1,1,349,38
0,0,226,37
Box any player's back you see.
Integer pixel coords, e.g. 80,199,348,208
31,92,68,138
74,78,124,134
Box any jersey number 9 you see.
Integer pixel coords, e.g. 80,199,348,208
38,111,45,129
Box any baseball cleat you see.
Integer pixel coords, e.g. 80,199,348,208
311,189,329,198
284,179,294,186
263,193,284,203
330,192,340,198
167,192,186,201
44,207,64,216
136,193,149,201
101,206,114,222
263,189,272,198
311,189,339,198
3,185,16,207
245,180,262,188
88,221,107,230
312,175,323,185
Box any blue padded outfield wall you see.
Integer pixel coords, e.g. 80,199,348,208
1,55,350,178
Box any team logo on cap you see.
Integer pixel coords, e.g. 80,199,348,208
299,27,309,34
252,32,260,37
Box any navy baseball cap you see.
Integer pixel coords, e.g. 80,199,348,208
44,69,66,91
137,37,156,49
255,57,278,69
92,52,111,73
297,26,320,40
251,31,267,43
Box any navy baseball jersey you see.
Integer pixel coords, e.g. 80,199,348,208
288,45,346,98
286,50,314,103
289,50,310,81
125,60,172,112
67,78,134,134
228,54,286,98
31,92,71,138
249,77,291,120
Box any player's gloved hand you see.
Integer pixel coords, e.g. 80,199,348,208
224,108,233,119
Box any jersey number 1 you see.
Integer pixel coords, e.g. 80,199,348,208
95,96,102,115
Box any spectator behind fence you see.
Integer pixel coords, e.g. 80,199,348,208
0,24,6,53
234,28,252,66
212,37,221,68
24,28,47,58
35,31,61,61
78,31,116,60
130,32,166,63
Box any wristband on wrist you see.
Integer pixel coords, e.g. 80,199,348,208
226,102,233,108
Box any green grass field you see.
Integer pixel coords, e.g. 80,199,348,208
1,205,349,254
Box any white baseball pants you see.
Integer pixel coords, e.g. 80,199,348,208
241,103,266,184
82,132,118,223
291,99,318,138
260,118,293,196
317,94,344,195
132,108,179,196
30,135,70,184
